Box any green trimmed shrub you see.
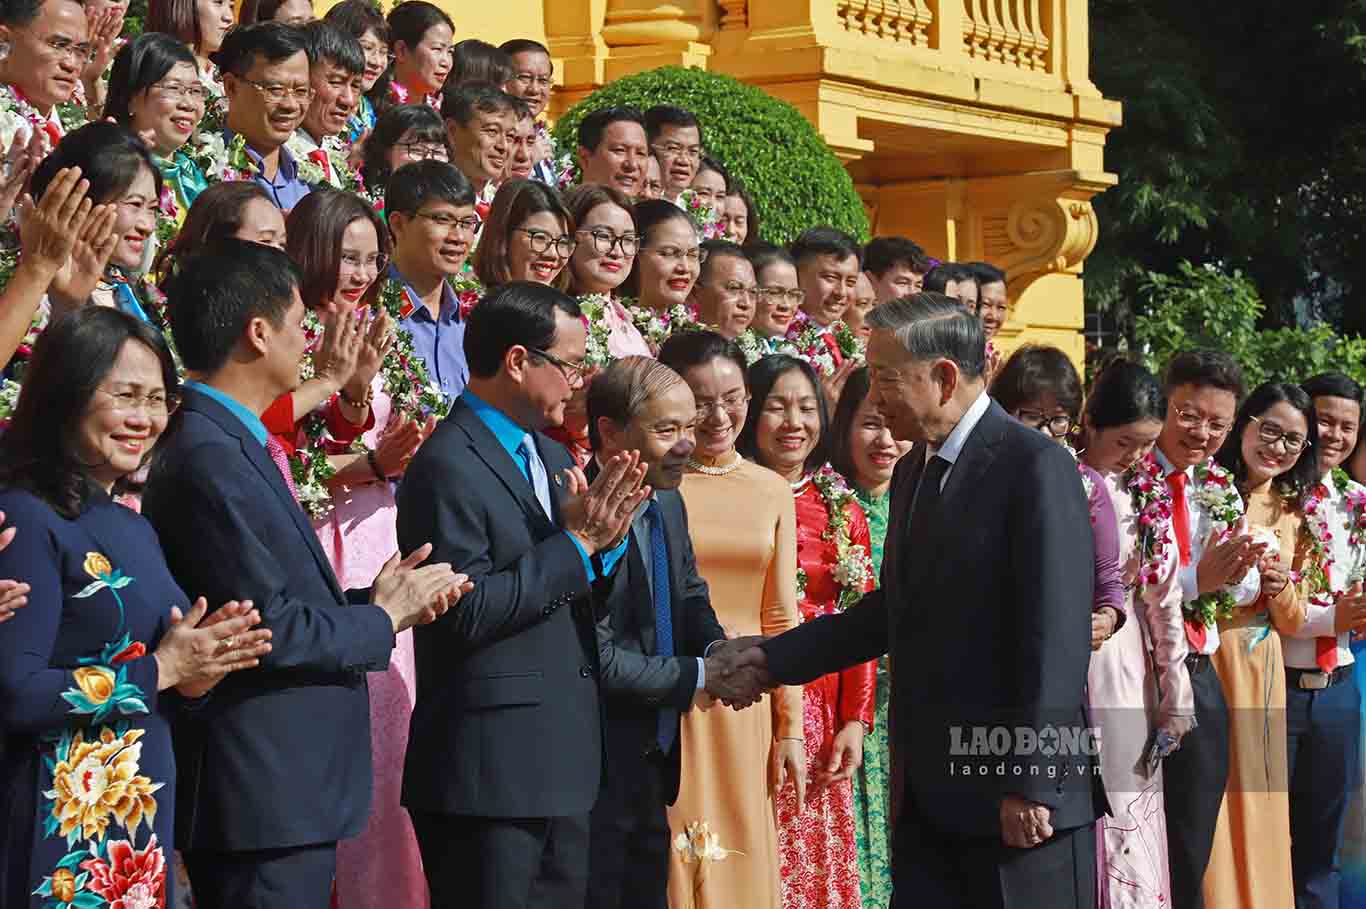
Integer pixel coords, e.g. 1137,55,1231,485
552,66,869,245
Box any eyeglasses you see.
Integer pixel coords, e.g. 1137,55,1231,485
575,228,638,257
643,245,704,265
25,31,94,63
512,72,552,89
397,141,449,161
696,391,749,419
529,348,588,386
515,228,576,258
652,142,702,161
239,77,314,104
1015,410,1074,438
340,251,388,273
642,177,664,197
1250,415,1309,453
758,286,805,305
708,280,761,299
415,211,481,234
152,80,208,104
96,387,180,417
1173,406,1232,437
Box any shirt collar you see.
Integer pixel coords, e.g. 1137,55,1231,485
229,130,297,183
184,380,269,447
389,263,460,323
463,389,528,459
1153,447,1190,479
929,390,990,466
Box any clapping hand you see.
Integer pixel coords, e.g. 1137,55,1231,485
348,307,394,392
17,166,94,279
81,6,123,100
560,451,650,555
372,417,428,479
1195,529,1263,595
1260,550,1290,599
372,542,473,634
48,202,118,314
157,598,274,697
313,308,366,392
0,129,50,218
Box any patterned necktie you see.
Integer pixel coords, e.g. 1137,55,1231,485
265,435,299,501
517,434,552,516
647,500,677,753
1166,470,1206,653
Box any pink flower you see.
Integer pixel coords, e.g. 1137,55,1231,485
81,834,167,909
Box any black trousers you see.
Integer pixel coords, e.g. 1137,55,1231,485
182,842,337,909
410,810,590,909
889,807,1096,909
1161,654,1231,909
1287,665,1362,909
585,749,671,909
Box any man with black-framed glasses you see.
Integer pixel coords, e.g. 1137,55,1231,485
0,0,89,153
216,22,315,210
385,159,479,408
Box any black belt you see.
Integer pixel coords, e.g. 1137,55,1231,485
1287,664,1354,690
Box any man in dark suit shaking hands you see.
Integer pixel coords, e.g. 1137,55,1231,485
729,293,1102,908
397,282,651,909
583,356,761,909
143,240,469,907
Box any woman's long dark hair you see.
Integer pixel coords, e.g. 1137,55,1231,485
360,103,448,193
154,181,274,285
0,308,180,518
828,365,871,487
286,187,390,308
103,32,199,126
737,354,829,475
1215,382,1320,500
367,0,453,113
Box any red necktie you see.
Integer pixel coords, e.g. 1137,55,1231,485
1317,635,1339,673
1166,470,1206,652
266,435,300,501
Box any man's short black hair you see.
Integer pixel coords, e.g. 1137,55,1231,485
863,236,932,277
387,159,475,215
1303,372,1364,407
464,282,583,378
577,106,645,153
163,239,302,375
643,104,700,143
499,38,549,58
966,261,1006,288
301,20,365,75
789,226,862,270
1163,349,1246,399
211,21,309,77
440,81,516,127
922,262,976,294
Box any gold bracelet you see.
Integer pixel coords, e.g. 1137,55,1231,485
339,385,374,409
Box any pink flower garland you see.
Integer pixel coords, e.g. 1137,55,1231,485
1124,452,1174,590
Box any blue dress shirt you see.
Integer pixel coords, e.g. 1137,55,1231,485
391,265,470,407
184,380,268,446
229,130,313,210
463,390,626,580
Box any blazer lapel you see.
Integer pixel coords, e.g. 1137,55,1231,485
182,388,346,602
450,400,554,534
917,402,1007,580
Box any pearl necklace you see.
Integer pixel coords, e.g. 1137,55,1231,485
687,452,743,476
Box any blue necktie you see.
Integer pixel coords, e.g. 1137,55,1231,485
517,434,552,516
647,500,677,753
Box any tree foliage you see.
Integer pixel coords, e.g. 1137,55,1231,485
1090,0,1366,336
552,66,869,245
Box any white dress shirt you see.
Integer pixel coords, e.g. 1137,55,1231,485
926,390,992,492
1154,449,1262,656
1282,473,1366,669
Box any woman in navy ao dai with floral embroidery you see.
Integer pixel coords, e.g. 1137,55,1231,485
0,309,268,908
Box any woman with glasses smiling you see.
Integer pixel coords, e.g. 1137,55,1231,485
472,178,575,291
358,103,448,212
1201,382,1319,909
104,33,209,225
657,329,803,909
621,198,702,353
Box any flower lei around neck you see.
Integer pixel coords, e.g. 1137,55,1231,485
674,188,725,240
187,130,255,183
284,131,364,194
797,464,875,612
670,319,766,365
286,279,456,519
1299,468,1366,606
578,292,619,368
622,296,696,352
0,84,57,152
1123,452,1175,593
1187,459,1242,624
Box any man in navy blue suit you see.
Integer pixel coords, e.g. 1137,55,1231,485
143,240,469,908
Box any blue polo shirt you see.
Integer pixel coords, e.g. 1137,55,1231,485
184,380,268,446
228,130,313,210
391,265,470,408
463,390,625,580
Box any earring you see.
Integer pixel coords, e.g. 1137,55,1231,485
0,42,11,63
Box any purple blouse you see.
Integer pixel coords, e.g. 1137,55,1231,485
1082,462,1125,616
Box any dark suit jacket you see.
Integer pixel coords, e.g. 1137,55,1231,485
594,486,727,804
142,386,395,852
761,399,1104,839
396,397,607,819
